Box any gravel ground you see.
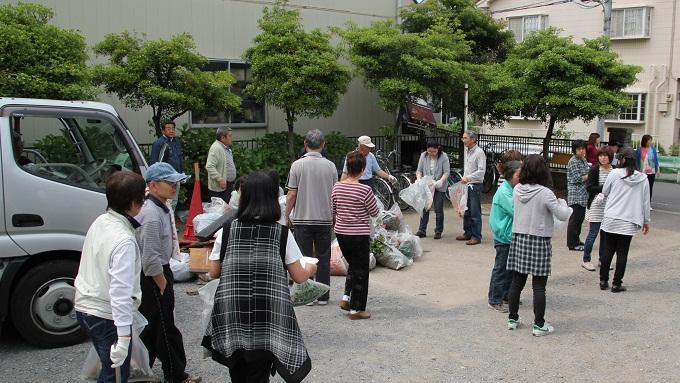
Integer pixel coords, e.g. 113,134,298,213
2,204,680,383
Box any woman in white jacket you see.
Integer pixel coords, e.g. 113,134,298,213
599,147,651,292
506,155,572,337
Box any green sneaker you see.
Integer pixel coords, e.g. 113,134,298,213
532,322,554,337
507,318,521,330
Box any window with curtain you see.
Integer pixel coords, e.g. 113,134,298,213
610,7,651,38
507,15,547,42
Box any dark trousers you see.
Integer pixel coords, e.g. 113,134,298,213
600,231,633,286
647,173,656,201
77,312,131,383
463,183,482,240
508,271,548,328
583,221,606,263
294,225,332,301
336,234,370,311
139,265,188,383
208,189,229,203
418,190,445,235
488,241,511,305
567,204,586,248
228,352,273,383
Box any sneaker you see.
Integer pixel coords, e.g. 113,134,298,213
611,284,627,293
507,317,521,330
581,261,596,271
599,281,609,290
349,310,371,320
433,232,442,240
416,231,426,238
532,322,554,337
316,300,328,306
488,303,509,313
569,245,584,251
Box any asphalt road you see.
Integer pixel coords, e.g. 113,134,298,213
649,181,680,231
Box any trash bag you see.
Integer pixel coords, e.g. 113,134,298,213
399,176,434,218
369,252,377,270
448,181,468,217
374,243,413,270
193,213,223,234
170,252,192,282
198,279,220,337
553,200,572,234
81,311,155,381
204,197,229,214
290,280,331,306
330,239,349,276
395,233,423,259
381,204,405,232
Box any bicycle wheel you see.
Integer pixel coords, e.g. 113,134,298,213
373,178,394,210
394,174,412,211
482,165,498,194
445,170,463,201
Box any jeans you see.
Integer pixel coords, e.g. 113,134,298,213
418,190,445,235
583,221,607,263
76,312,131,383
293,225,332,301
463,183,482,240
600,231,633,286
567,204,586,248
139,265,189,383
508,271,548,328
336,234,370,312
488,241,511,305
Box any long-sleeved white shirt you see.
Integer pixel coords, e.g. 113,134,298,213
464,145,486,184
109,239,136,336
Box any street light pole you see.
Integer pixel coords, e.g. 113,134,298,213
596,0,613,138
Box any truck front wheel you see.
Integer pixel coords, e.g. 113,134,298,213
10,260,86,348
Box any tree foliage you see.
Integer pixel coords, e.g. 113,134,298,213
93,32,240,137
340,19,469,121
483,28,640,157
244,0,351,161
0,2,95,99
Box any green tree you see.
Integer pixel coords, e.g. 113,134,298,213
93,32,240,137
0,2,95,99
244,0,351,161
484,28,640,158
340,19,469,135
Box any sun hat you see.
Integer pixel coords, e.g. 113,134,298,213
357,136,375,148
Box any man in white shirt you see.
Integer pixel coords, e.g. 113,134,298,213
457,131,486,245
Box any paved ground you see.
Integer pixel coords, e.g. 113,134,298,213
2,183,680,382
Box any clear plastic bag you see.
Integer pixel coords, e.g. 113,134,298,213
369,252,377,270
395,232,423,259
398,176,434,218
374,243,413,270
193,213,223,234
290,280,331,306
204,197,229,214
448,181,468,217
198,279,220,337
81,311,155,381
381,203,405,232
330,239,349,276
170,252,192,282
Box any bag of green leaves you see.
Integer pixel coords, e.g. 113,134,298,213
395,232,423,259
290,257,330,306
374,243,413,270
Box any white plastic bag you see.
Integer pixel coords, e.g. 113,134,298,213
381,203,405,232
374,243,413,270
199,279,220,336
369,252,377,270
553,200,573,234
448,181,468,217
290,280,331,306
170,252,192,282
398,176,434,218
81,311,155,381
193,213,223,234
395,232,423,259
204,197,229,214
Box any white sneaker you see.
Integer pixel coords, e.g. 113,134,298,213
532,322,554,336
581,261,596,271
316,300,328,306
508,317,521,330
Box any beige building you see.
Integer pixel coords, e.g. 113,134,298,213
5,0,412,144
477,0,680,148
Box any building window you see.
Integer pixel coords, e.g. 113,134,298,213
610,7,651,39
507,15,548,42
191,60,266,127
607,93,646,122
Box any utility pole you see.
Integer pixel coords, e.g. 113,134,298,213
596,0,613,138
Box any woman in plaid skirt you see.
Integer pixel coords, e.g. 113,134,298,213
506,155,572,336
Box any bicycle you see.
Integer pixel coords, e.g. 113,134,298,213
373,149,413,211
481,142,501,194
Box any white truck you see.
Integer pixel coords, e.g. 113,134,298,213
0,98,148,347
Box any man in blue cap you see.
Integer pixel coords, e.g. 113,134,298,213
135,163,201,383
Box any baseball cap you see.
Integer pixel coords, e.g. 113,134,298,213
145,162,188,183
357,135,375,148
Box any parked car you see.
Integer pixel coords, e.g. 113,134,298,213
0,98,148,348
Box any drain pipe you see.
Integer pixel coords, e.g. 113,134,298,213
646,65,657,135
654,65,668,137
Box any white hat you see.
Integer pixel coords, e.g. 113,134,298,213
357,135,375,148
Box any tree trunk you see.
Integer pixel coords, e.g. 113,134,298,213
392,106,403,153
542,116,556,161
152,108,163,137
285,109,296,163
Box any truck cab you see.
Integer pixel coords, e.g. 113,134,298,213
0,98,148,348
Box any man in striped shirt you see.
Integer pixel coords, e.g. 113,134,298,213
285,129,338,305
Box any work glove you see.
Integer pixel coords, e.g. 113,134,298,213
110,336,131,368
434,180,443,189
387,175,397,184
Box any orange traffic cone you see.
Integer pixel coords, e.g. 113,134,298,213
183,162,203,241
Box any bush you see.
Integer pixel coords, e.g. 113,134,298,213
657,144,667,156
670,144,680,157
324,131,356,171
